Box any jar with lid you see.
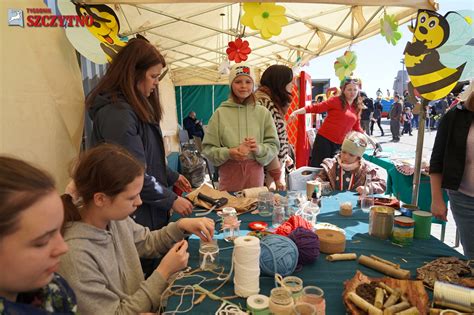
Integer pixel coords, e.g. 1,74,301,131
219,207,240,242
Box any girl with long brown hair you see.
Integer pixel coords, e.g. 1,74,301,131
59,144,214,315
86,38,193,276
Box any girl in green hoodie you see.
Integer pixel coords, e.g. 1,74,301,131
202,64,279,192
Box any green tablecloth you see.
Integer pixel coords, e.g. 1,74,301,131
166,191,463,314
363,152,448,212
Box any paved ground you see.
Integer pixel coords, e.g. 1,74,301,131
371,119,464,255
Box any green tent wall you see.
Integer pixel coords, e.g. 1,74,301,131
175,85,230,126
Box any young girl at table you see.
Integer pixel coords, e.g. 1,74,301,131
202,64,279,191
58,144,214,315
0,156,77,314
315,131,386,194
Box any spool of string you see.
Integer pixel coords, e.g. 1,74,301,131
242,186,269,198
260,234,298,277
233,236,261,297
288,227,320,271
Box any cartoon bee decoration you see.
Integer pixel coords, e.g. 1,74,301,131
74,3,127,63
404,10,474,101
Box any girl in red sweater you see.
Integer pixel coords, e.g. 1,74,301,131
290,77,364,167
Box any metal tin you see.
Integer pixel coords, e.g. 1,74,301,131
400,203,418,217
369,206,395,239
392,216,415,246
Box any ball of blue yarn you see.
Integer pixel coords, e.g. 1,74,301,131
260,234,299,277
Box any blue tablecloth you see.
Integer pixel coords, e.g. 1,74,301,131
166,191,464,314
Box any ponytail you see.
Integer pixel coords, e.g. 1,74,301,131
61,194,82,234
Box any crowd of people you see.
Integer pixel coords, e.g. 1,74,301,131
0,37,472,314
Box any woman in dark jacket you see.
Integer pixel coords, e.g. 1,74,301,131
430,86,474,259
86,38,193,275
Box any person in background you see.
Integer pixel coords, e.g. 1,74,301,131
315,131,386,194
289,77,365,167
370,95,384,136
255,64,294,191
59,144,214,314
359,92,374,135
85,38,193,276
0,157,76,314
183,111,204,140
401,107,413,136
430,84,474,259
390,94,403,142
412,100,421,129
202,64,279,192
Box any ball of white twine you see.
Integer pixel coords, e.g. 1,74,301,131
233,236,261,297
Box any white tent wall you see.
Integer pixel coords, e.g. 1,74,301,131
0,0,84,191
159,72,181,154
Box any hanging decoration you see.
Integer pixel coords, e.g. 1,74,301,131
380,13,402,46
226,38,252,63
334,50,357,81
241,3,288,40
404,9,474,101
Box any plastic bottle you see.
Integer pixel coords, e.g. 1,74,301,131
361,174,374,213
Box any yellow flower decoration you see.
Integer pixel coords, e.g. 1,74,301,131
241,3,288,39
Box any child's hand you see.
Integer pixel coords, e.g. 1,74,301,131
156,240,189,280
177,217,215,242
244,137,259,154
229,147,248,161
356,186,368,195
275,180,286,191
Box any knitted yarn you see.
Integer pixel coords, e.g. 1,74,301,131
288,227,320,271
260,234,299,277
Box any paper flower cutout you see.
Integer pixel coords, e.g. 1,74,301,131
241,3,288,39
380,13,402,46
334,50,357,81
226,38,251,63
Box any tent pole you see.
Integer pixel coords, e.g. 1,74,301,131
411,98,428,206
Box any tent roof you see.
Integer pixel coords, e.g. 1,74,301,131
83,1,438,85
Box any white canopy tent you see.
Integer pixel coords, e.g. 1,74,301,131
1,0,439,191
81,0,438,85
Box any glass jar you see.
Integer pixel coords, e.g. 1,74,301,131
268,288,294,315
287,191,304,217
258,192,273,217
282,276,303,302
300,286,325,315
220,207,240,242
272,205,285,228
293,302,316,315
198,239,219,270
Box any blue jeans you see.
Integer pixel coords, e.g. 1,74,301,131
412,114,419,128
448,190,474,259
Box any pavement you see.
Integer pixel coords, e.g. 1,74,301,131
369,118,464,256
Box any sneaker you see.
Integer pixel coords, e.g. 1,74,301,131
409,133,413,136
